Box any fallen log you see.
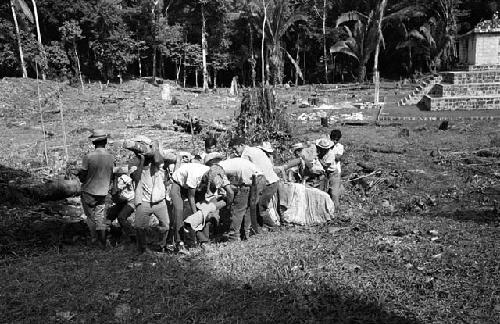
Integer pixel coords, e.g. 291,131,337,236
12,178,81,202
369,146,405,154
173,118,202,134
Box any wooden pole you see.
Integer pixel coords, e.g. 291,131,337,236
36,62,49,165
373,0,388,105
261,0,267,87
58,94,69,162
31,0,46,80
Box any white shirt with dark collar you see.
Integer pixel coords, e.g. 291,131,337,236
241,146,279,184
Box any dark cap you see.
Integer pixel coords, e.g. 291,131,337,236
228,137,246,147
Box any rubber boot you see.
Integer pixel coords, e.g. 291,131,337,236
136,228,149,254
158,228,169,253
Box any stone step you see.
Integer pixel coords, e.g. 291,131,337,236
422,94,500,111
379,115,500,121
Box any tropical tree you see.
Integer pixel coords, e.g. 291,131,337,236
158,23,184,84
331,0,426,82
311,0,333,83
60,20,85,91
87,0,138,83
429,0,461,70
9,0,29,77
261,0,307,85
396,24,436,74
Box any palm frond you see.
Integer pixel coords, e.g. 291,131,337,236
336,11,368,27
384,5,427,23
419,25,436,48
396,39,418,50
409,29,426,41
330,45,360,62
277,13,308,39
285,50,303,80
14,0,34,23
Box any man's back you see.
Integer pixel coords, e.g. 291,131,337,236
219,158,262,186
82,148,114,196
241,146,279,184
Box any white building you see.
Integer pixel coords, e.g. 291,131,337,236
457,13,500,66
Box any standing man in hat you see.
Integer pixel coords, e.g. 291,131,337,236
79,130,115,248
316,136,344,212
230,137,280,232
133,151,170,254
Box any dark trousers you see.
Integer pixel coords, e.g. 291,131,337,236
256,177,279,226
170,182,185,243
107,202,134,237
229,185,251,239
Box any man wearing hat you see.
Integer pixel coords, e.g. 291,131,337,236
257,141,274,162
229,137,280,232
170,160,216,253
79,129,115,248
217,157,263,241
316,136,344,211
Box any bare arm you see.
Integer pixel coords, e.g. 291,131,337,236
223,184,234,205
187,188,197,214
281,158,301,171
172,154,182,172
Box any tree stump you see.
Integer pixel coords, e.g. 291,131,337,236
237,87,289,143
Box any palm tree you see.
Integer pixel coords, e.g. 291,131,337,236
10,0,46,79
263,0,307,85
396,24,436,75
429,0,459,70
10,0,27,78
330,0,427,82
330,11,376,82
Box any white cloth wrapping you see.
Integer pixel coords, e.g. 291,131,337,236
279,182,334,225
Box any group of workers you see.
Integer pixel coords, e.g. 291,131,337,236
78,128,344,255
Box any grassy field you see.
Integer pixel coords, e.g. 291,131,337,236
0,78,499,323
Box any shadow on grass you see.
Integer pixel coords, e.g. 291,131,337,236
0,233,425,324
424,208,499,225
0,164,32,206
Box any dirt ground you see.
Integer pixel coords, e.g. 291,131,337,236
0,77,499,323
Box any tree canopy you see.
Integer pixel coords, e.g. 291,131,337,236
0,0,497,86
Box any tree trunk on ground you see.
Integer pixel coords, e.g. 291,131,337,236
14,179,81,202
10,0,27,78
201,5,209,92
373,0,388,105
322,0,328,84
31,0,46,80
261,0,267,86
